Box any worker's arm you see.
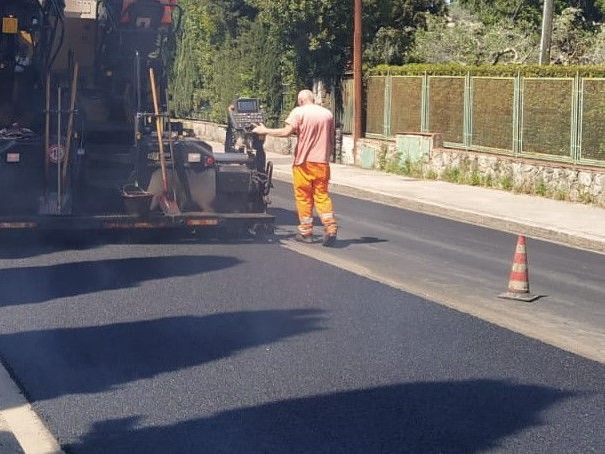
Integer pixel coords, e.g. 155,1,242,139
252,123,295,138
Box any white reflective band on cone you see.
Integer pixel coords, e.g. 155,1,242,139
5,153,20,163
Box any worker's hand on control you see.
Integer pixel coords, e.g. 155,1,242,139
252,123,267,135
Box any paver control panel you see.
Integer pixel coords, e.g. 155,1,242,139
229,98,265,131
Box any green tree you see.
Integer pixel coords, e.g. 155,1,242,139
207,20,286,122
459,0,605,24
171,0,260,117
411,3,539,64
458,0,543,25
171,0,450,118
249,0,354,86
364,0,447,65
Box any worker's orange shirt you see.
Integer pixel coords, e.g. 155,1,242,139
286,104,334,166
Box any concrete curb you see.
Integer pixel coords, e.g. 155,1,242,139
271,168,605,255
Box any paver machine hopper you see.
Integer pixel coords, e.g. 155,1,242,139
0,0,274,234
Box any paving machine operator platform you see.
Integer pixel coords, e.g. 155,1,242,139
229,98,266,131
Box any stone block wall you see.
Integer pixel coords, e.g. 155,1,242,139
181,118,605,206
429,149,605,206
180,119,294,155
181,120,227,144
350,133,605,207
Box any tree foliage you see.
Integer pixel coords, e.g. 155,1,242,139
412,1,605,65
459,0,605,25
363,0,447,65
170,0,605,120
170,0,451,120
411,5,539,64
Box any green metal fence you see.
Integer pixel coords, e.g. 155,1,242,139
428,76,466,146
391,76,423,134
359,74,605,166
580,78,605,163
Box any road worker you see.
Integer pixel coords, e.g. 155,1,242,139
253,89,337,246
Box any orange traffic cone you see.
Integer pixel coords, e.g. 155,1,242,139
499,235,541,302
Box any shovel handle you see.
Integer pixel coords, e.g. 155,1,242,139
149,68,168,193
62,62,79,180
44,75,50,192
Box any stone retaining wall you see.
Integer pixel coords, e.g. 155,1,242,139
181,119,605,206
180,119,295,155
352,133,605,207
429,149,605,206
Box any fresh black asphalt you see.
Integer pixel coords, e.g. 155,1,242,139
0,184,602,453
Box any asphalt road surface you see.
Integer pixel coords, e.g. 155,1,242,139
0,183,603,453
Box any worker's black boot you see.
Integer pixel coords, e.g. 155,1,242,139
322,223,337,247
295,232,314,244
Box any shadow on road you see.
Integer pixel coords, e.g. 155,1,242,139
270,207,388,249
0,231,103,259
0,255,241,306
0,310,324,401
66,379,576,453
0,229,272,260
268,207,299,227
330,236,388,249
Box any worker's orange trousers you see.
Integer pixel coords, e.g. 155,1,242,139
292,162,337,236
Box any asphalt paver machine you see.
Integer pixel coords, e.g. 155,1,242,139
0,0,273,234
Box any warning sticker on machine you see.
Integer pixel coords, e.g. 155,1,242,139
2,17,18,34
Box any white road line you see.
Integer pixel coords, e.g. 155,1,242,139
0,362,63,454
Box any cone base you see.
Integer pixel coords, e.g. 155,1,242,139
498,291,541,302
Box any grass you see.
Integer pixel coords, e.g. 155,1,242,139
443,167,461,183
555,189,568,201
500,175,513,191
535,179,548,197
579,191,596,204
377,144,389,171
467,171,482,186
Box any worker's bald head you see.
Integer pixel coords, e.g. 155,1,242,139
297,89,315,106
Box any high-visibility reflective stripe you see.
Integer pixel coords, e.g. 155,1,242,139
0,222,36,229
508,280,529,292
187,219,219,226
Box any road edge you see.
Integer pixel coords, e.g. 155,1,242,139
0,359,63,454
280,238,605,365
272,169,605,255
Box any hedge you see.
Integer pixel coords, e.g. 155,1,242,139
368,63,605,78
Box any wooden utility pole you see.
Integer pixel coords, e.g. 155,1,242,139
539,0,554,65
353,0,363,143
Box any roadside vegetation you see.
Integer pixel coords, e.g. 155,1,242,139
171,1,605,123
171,1,448,122
376,150,602,205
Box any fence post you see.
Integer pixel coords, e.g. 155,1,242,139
464,72,472,149
421,72,429,133
384,75,392,137
513,72,523,156
572,73,582,163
